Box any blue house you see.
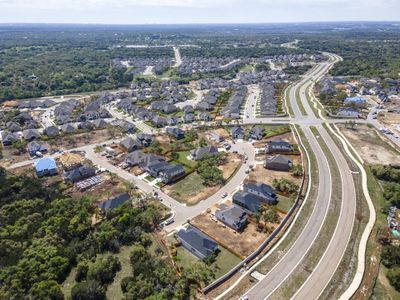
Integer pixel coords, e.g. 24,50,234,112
344,97,367,106
34,157,58,177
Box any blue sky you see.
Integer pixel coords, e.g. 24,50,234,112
0,0,399,24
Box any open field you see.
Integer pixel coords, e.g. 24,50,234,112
174,243,242,280
338,124,400,165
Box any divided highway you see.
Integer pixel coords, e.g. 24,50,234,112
238,54,359,299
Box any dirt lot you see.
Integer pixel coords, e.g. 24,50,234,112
253,132,296,149
50,129,123,151
208,128,230,139
248,155,302,187
379,112,400,134
338,124,400,165
0,147,30,168
219,152,242,180
191,206,269,258
66,173,132,202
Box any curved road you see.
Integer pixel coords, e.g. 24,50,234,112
240,53,358,300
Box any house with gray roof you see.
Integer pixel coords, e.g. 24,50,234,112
215,204,248,231
177,225,219,260
265,140,292,154
162,104,177,114
92,119,108,129
1,131,19,146
190,145,219,161
182,113,195,123
231,126,244,139
232,192,262,214
159,164,186,184
64,165,96,183
120,137,142,152
244,182,278,205
6,122,21,133
27,141,49,157
264,155,293,171
22,129,41,141
137,133,154,146
166,127,185,139
98,193,130,212
125,150,146,167
198,112,211,121
249,126,265,140
43,125,59,137
60,123,76,134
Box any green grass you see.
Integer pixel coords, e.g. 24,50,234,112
175,245,242,280
284,85,295,117
175,151,198,168
168,173,206,205
106,245,134,300
144,175,155,182
239,64,254,72
295,87,308,116
277,195,295,213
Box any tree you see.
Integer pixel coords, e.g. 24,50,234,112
387,267,400,291
87,255,121,285
29,280,64,300
71,280,106,300
262,207,279,224
290,164,303,177
381,245,400,268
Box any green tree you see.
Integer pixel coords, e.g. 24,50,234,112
71,280,106,300
387,267,400,291
29,280,64,300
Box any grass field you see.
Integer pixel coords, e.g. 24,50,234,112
175,245,242,280
166,172,206,203
277,195,295,213
175,151,198,168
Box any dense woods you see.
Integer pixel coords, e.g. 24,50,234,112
0,168,211,299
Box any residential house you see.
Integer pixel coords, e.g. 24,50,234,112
336,107,359,118
92,119,108,129
166,127,185,139
244,182,278,205
43,126,59,137
34,157,58,177
231,127,244,139
162,104,177,114
152,115,167,128
120,137,142,152
182,105,194,114
22,129,41,141
166,116,178,126
249,127,265,140
265,141,292,154
125,150,146,167
215,204,248,231
97,193,130,212
344,97,367,107
177,225,219,260
64,165,96,183
60,123,76,134
232,192,262,214
6,122,21,133
27,141,49,157
190,145,218,161
1,131,19,146
182,113,195,123
198,112,211,122
159,164,186,184
137,133,153,147
264,155,293,171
